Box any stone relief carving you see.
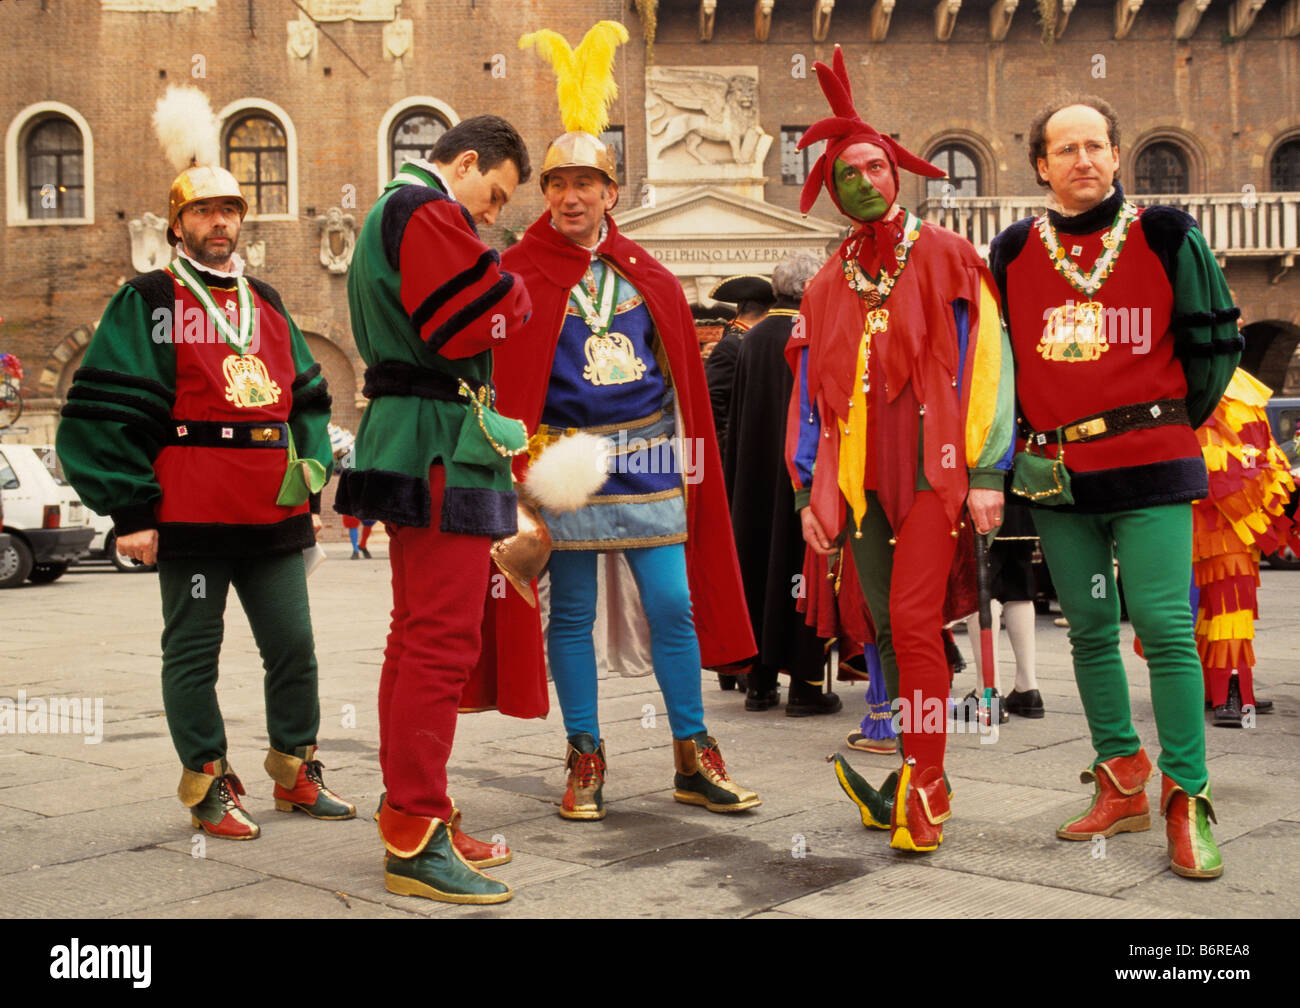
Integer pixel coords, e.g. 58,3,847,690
316,208,356,274
128,212,170,274
287,12,318,59
646,66,769,168
245,241,266,270
383,18,413,60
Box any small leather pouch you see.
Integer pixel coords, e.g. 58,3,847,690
1011,431,1074,506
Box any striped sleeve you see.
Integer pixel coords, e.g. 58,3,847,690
397,200,532,360
961,277,1014,485
56,286,174,534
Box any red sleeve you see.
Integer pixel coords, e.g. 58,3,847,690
398,201,532,360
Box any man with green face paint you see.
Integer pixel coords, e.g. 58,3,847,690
833,152,892,222
786,47,1014,853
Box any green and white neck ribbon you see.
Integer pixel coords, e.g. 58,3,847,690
171,257,256,354
1037,200,1138,297
569,259,617,335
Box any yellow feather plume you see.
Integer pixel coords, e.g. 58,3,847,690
520,21,629,136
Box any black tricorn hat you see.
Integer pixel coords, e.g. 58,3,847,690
710,274,776,307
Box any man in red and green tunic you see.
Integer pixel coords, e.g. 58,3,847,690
57,161,352,843
989,98,1241,879
334,116,536,905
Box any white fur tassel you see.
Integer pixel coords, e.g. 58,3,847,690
524,431,610,512
153,85,221,172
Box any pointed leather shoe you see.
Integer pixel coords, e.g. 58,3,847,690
833,754,897,830
889,758,950,852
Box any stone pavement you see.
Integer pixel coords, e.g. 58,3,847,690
1,547,1297,921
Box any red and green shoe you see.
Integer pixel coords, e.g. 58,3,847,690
1161,774,1223,879
184,759,260,841
267,746,356,820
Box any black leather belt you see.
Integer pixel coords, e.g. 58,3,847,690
363,360,486,403
170,420,288,448
1020,398,1189,447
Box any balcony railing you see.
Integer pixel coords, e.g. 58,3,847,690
919,192,1300,259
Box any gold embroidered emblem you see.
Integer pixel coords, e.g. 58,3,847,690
1037,300,1109,362
866,308,889,336
582,331,647,386
222,354,282,408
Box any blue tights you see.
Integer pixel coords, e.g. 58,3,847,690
547,544,707,742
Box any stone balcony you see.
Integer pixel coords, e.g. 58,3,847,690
919,193,1300,272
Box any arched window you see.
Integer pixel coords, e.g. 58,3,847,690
6,102,94,226
26,118,85,219
225,112,289,216
1133,141,1189,195
390,108,449,178
1270,138,1300,191
926,143,982,200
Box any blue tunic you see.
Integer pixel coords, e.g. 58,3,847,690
539,260,687,549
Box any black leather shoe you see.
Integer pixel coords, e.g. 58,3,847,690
1004,688,1045,719
1212,677,1244,728
745,686,781,711
1248,697,1274,714
786,679,843,717
958,688,1008,724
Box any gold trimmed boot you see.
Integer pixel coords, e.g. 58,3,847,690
266,745,356,820
560,733,607,820
181,758,260,840
378,798,511,904
1057,749,1152,841
1161,775,1223,880
672,733,761,813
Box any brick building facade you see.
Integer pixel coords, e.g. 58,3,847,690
3,0,1299,453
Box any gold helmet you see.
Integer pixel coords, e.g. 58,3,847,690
166,165,247,245
520,21,628,188
153,86,245,244
541,131,618,187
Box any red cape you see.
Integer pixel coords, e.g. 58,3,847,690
461,213,757,715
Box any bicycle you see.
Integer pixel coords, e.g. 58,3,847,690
1,353,23,429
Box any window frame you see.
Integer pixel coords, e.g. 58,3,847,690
925,142,984,201
5,102,95,227
1269,134,1300,192
1132,140,1191,196
216,99,298,222
376,97,460,195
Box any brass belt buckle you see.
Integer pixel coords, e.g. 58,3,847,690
1065,417,1107,442
251,427,279,442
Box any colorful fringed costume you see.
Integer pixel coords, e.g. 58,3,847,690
793,47,1013,852
1192,369,1296,709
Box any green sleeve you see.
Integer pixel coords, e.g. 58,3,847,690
55,286,175,534
286,314,334,482
1173,227,1242,428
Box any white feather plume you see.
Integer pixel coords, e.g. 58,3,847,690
153,86,221,172
524,432,611,512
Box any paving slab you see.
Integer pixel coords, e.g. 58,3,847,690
775,863,1199,918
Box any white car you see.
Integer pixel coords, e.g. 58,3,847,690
0,443,95,587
